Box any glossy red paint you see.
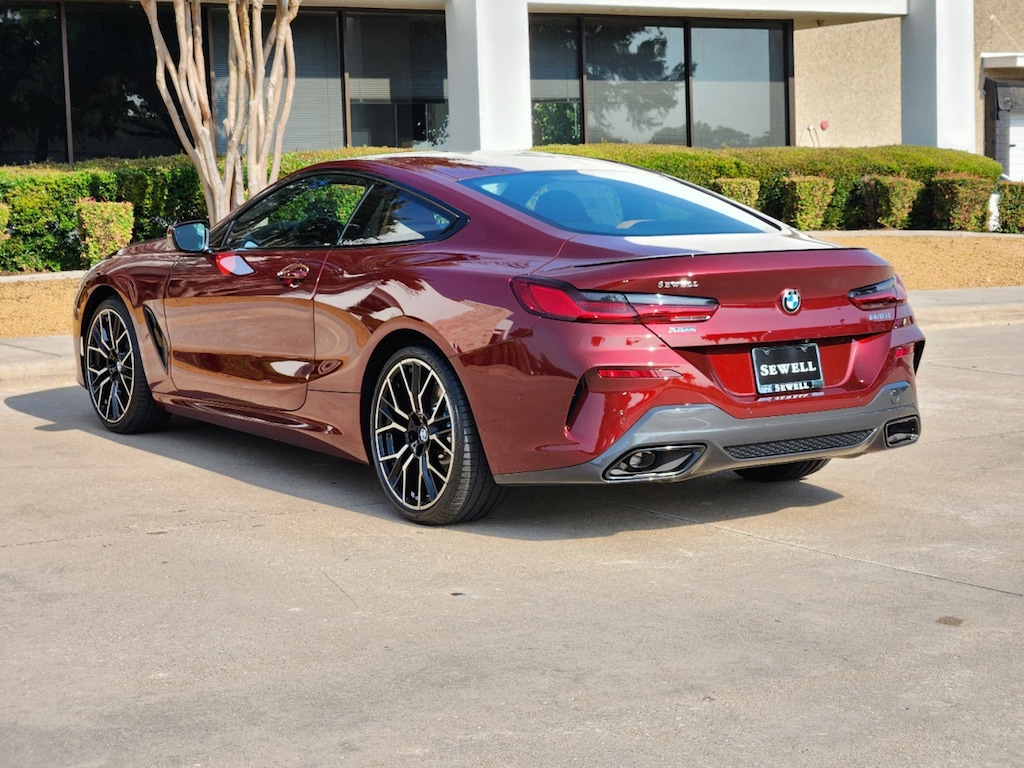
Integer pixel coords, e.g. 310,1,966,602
74,151,924,522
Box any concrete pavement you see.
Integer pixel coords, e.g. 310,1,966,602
3,287,1022,384
2,322,1022,766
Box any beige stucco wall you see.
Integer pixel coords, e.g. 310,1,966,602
795,1,1024,154
793,17,902,148
976,0,1024,156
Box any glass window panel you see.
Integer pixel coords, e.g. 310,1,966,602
66,4,182,160
345,13,448,149
342,184,454,246
212,11,344,154
224,173,370,250
691,26,787,148
584,22,687,145
529,16,581,145
0,4,66,164
463,170,773,236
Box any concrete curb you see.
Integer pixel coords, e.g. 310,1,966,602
0,336,77,385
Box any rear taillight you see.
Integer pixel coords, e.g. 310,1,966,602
848,276,908,310
510,276,718,324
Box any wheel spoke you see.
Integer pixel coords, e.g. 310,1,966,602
419,453,438,502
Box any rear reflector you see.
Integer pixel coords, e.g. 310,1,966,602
597,368,682,379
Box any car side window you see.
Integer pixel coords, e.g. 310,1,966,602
341,183,455,246
222,174,370,250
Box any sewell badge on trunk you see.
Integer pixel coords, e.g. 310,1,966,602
752,343,824,395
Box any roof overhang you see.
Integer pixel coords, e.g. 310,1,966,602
301,0,908,25
982,53,1024,70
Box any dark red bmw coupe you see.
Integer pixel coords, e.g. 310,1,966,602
74,151,924,524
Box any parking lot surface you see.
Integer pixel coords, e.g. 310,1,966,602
2,323,1022,767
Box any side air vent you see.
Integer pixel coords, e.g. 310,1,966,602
143,306,169,372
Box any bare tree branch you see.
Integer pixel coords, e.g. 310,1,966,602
139,0,303,223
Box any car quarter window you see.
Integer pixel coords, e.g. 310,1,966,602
341,183,456,246
222,174,371,251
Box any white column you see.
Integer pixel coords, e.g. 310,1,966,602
901,0,976,151
445,0,533,151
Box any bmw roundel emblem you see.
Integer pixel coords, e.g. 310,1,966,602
781,288,801,314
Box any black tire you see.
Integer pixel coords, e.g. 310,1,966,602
734,458,830,483
369,346,505,525
84,297,169,434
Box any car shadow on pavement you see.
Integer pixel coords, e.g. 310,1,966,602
4,385,844,541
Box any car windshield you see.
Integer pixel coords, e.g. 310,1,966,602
462,169,777,237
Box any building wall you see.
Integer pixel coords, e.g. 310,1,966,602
793,17,902,148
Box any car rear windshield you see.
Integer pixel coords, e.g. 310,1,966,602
462,169,777,237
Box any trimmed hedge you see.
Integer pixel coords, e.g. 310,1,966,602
0,143,1007,273
539,144,1003,230
861,175,924,230
711,177,760,209
76,199,135,267
781,176,834,231
931,172,993,232
0,202,9,242
0,147,399,273
997,180,1024,234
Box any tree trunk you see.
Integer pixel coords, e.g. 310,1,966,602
139,0,301,224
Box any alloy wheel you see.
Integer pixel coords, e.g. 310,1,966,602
373,356,455,511
86,306,137,425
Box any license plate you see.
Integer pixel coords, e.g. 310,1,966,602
752,344,824,395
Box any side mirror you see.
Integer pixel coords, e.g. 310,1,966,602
169,220,210,253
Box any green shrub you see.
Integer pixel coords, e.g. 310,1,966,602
861,175,924,229
781,175,834,230
537,144,745,189
0,144,1008,273
0,201,9,241
711,177,760,209
76,198,135,267
0,167,110,272
538,144,1004,229
932,172,993,232
997,181,1024,234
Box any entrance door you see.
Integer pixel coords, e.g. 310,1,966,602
1009,111,1024,181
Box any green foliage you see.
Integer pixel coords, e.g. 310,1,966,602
860,175,924,229
711,177,760,209
780,176,835,231
0,167,106,272
532,102,582,146
539,144,744,189
931,172,993,232
0,143,1008,273
537,144,1004,230
997,181,1024,234
76,198,135,267
0,202,9,239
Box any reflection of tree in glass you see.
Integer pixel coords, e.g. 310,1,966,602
585,24,685,141
532,101,581,145
66,8,182,153
0,8,65,162
692,121,771,148
273,183,367,228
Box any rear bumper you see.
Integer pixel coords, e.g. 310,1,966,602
493,381,919,485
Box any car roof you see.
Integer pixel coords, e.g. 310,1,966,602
320,150,635,182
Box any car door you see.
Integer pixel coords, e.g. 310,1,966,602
163,172,370,411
